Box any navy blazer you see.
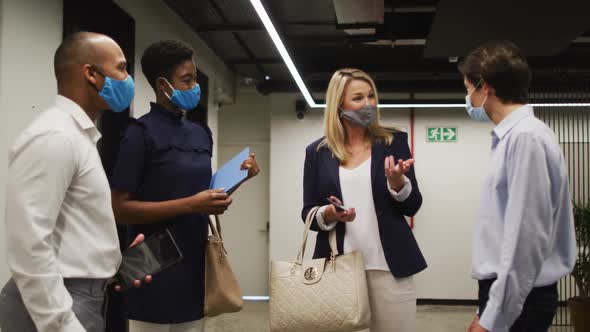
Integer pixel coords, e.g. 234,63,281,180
302,131,427,278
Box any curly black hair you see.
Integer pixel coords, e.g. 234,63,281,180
141,40,195,91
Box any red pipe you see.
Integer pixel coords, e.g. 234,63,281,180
410,109,415,157
410,108,415,229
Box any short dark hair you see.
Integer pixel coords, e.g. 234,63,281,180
141,40,195,91
459,40,531,104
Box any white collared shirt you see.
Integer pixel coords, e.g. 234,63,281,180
5,95,122,331
472,105,576,331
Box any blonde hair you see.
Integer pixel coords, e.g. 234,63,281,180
318,68,393,162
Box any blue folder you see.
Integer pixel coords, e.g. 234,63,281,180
209,147,250,195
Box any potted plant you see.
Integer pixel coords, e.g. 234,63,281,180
568,201,590,331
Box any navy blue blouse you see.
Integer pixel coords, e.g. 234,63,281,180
110,103,212,324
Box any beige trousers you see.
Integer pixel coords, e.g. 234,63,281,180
359,270,416,332
129,319,205,332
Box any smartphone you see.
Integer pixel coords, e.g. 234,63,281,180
114,228,183,290
326,197,347,212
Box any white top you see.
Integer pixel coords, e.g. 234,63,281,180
472,105,576,331
5,95,122,331
316,157,412,271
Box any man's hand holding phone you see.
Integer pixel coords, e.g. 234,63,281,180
324,196,356,223
113,233,153,292
113,229,182,292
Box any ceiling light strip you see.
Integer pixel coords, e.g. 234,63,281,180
250,0,316,107
531,103,590,107
310,103,590,109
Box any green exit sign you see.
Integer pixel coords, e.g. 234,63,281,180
427,127,457,142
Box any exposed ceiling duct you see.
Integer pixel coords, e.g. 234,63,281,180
362,38,426,47
333,0,384,35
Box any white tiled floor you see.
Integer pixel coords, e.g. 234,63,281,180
204,302,573,332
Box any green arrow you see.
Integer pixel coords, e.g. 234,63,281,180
443,128,456,141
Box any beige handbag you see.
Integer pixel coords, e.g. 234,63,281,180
204,215,243,317
270,207,371,332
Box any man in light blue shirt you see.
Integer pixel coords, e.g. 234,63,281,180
460,40,577,332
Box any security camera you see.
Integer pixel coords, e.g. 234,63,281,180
295,100,307,120
243,77,255,86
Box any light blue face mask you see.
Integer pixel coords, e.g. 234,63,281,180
93,68,135,113
465,81,490,122
162,78,201,111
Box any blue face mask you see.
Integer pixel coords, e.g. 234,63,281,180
94,68,135,113
465,81,490,122
162,78,201,111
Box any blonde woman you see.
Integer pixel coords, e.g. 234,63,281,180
302,68,427,331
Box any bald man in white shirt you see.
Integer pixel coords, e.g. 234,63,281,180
0,32,149,332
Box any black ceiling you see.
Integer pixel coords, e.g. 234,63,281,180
164,0,590,98
424,0,590,58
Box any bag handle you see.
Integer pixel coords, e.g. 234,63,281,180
208,215,227,261
208,215,223,241
329,227,338,256
295,207,318,263
294,207,339,266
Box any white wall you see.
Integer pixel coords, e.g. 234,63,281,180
218,85,271,295
219,85,270,143
0,0,233,284
269,93,322,266
0,0,64,285
412,109,493,299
